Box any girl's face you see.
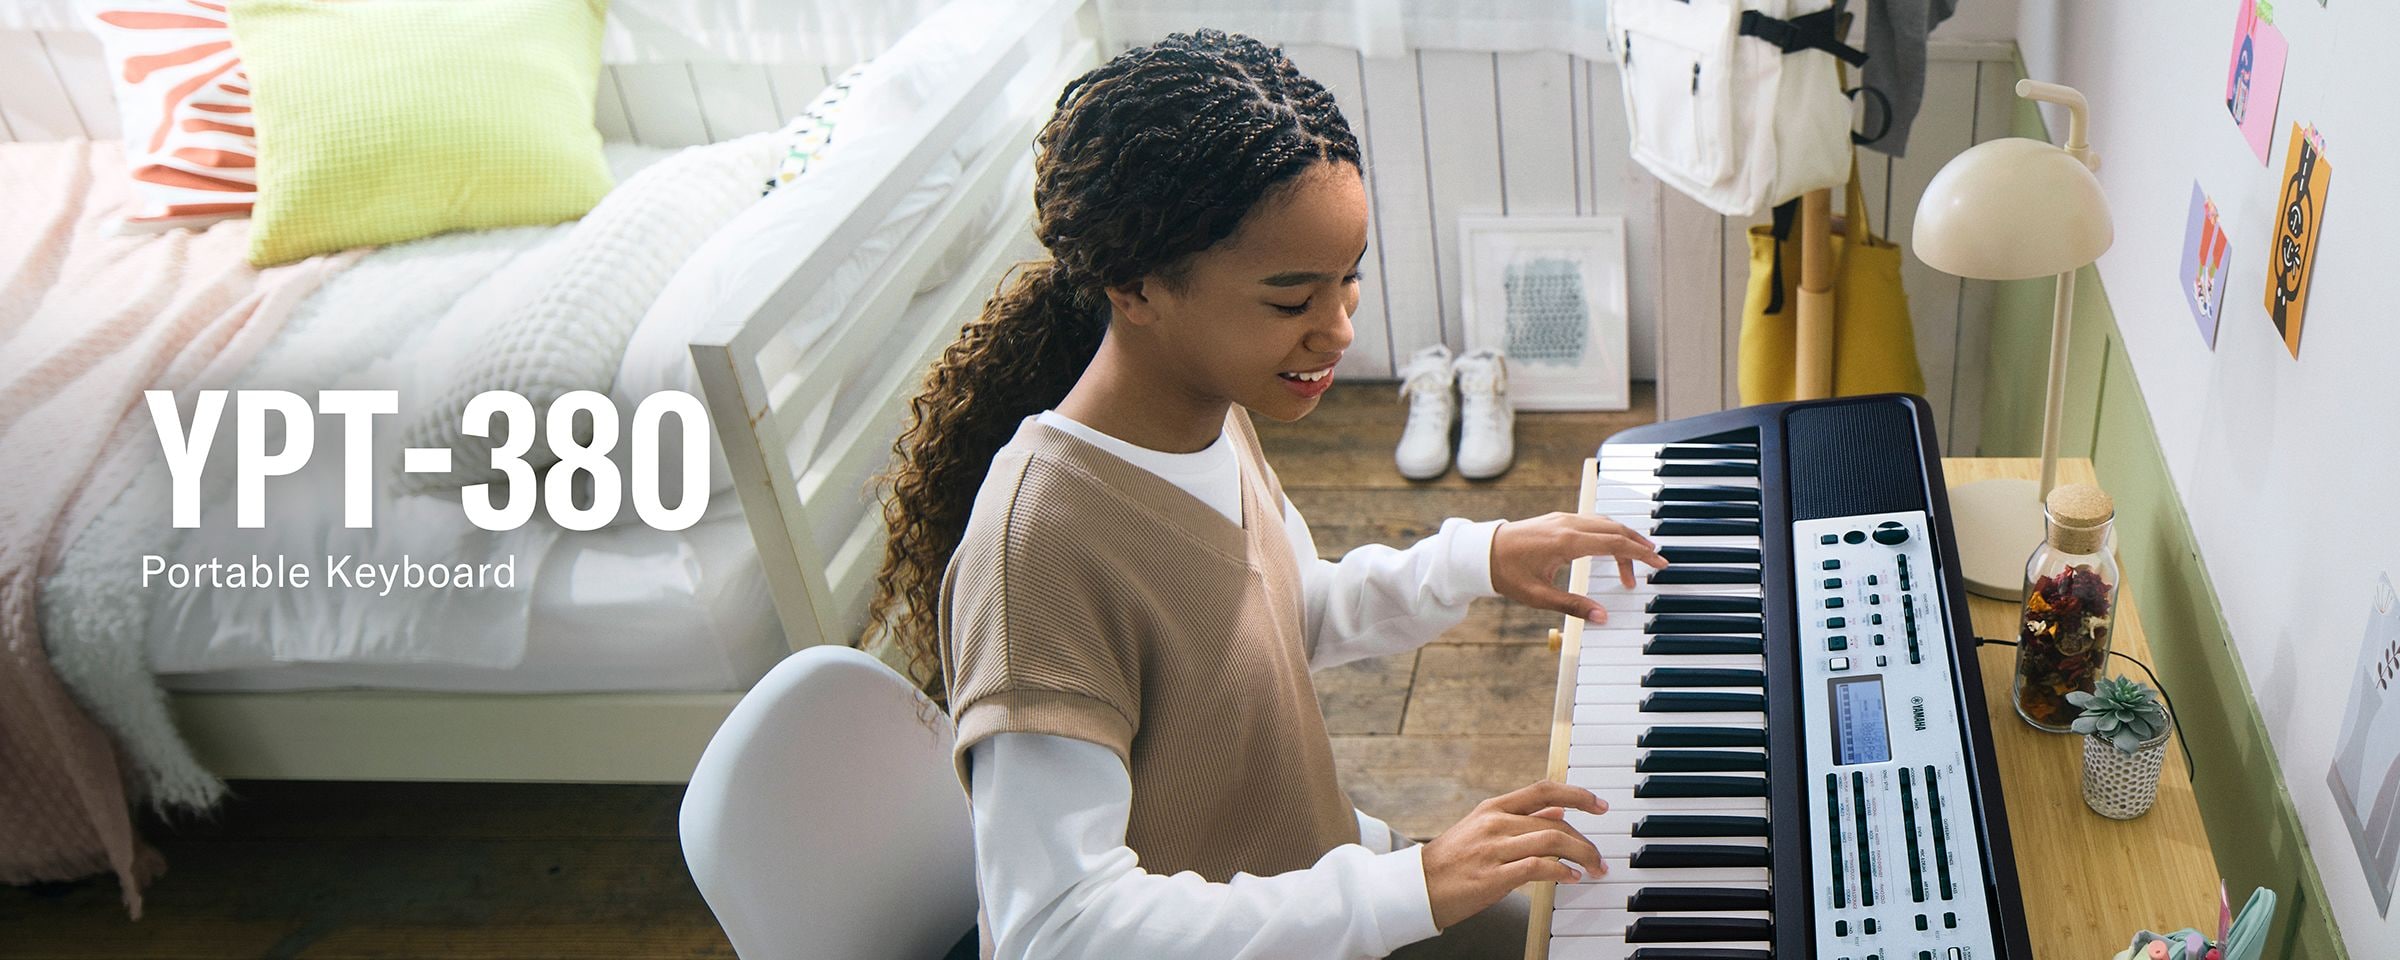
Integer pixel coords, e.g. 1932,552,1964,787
1108,161,1369,422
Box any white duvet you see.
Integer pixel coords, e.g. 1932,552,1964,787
39,144,718,810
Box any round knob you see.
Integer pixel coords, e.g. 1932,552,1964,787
1872,521,1910,546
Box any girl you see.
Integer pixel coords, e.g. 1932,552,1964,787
870,30,1668,958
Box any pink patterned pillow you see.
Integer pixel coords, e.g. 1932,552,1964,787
87,0,257,232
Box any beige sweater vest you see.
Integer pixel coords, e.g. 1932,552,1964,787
941,408,1359,883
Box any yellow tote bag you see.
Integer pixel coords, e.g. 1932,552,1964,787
1736,155,1926,404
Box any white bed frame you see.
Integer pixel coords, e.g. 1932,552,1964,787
0,0,1099,783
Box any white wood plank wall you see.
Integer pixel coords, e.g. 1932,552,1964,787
5,27,2012,450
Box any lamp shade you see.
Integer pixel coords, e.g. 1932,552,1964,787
1911,137,2113,281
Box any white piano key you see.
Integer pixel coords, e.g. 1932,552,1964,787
1593,472,1761,490
1548,936,1767,960
1576,655,1762,678
1551,907,1773,937
1572,705,1763,725
1574,684,1760,706
1583,581,1764,598
1565,722,1766,745
1551,877,1770,911
1551,861,1772,887
1568,743,1764,768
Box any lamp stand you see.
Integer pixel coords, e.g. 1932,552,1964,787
1954,267,2076,600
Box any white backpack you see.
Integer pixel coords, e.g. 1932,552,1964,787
1609,0,1862,217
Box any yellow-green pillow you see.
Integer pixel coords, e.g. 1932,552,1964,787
230,0,614,266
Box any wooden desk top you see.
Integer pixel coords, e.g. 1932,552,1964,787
1527,456,2219,959
1944,457,2220,958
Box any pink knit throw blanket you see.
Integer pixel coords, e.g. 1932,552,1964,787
0,141,352,915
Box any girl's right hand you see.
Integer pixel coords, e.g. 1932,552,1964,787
1418,779,1608,930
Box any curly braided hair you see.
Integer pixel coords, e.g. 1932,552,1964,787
865,30,1361,705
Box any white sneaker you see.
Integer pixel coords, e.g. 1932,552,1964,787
1453,348,1515,480
1394,344,1455,480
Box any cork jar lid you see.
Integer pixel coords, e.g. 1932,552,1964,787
2045,483,2114,554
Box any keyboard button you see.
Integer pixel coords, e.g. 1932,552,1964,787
1634,776,1770,799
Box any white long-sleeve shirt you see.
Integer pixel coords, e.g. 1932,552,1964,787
963,411,1502,959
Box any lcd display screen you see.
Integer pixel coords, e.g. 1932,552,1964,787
1831,676,1892,765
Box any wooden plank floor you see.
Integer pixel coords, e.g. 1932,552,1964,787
1256,381,1658,841
1,382,1655,957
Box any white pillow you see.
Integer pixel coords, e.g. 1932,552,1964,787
612,0,1032,500
395,132,782,494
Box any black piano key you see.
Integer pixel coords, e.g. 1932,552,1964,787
1654,485,1763,503
1658,545,1761,564
1631,815,1772,838
1646,595,1763,615
1626,916,1774,943
1634,750,1769,773
1628,949,1771,960
1655,444,1759,460
1639,692,1767,714
1628,844,1774,870
1650,566,1763,585
1654,460,1760,478
1640,668,1765,689
1654,501,1761,520
1638,726,1767,748
1644,615,1763,635
1626,886,1776,911
1652,519,1761,538
1633,776,1770,799
1645,635,1765,655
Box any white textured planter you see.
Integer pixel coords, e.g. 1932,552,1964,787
2082,714,2171,820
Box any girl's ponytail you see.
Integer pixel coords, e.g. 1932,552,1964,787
866,261,1103,699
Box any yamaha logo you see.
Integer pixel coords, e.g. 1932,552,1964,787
1912,697,1928,731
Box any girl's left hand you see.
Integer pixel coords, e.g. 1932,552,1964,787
1490,512,1668,625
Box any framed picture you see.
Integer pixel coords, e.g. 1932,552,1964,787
1457,215,1630,411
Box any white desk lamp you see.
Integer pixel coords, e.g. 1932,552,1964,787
1912,79,2114,600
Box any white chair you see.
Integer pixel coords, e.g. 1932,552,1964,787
681,645,979,959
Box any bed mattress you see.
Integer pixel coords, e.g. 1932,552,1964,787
157,509,785,693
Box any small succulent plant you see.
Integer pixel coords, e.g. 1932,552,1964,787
2068,675,2168,753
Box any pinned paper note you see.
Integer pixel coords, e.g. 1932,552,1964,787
2179,183,2231,348
2224,0,2289,165
2330,573,2400,916
2264,123,2331,358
